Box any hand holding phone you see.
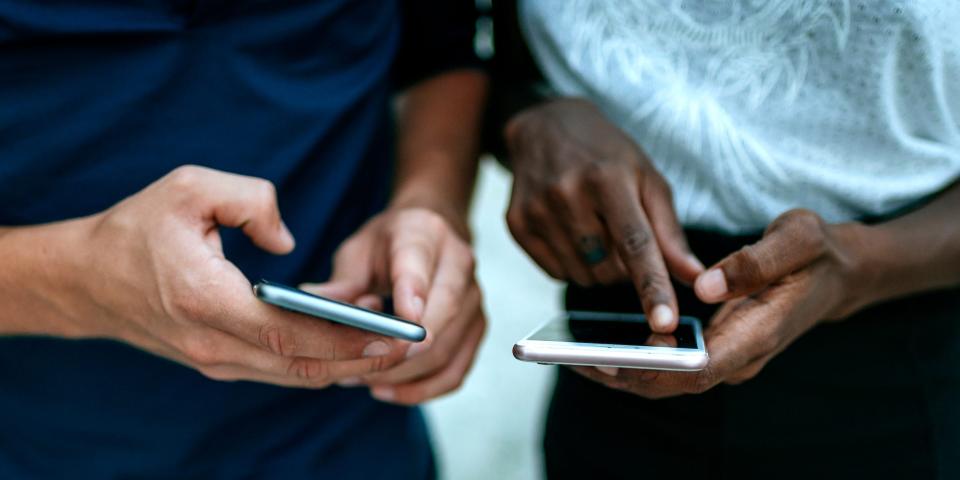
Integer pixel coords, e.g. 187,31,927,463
513,311,708,371
33,166,403,389
255,281,426,342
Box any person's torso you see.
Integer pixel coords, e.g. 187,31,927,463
521,0,960,234
0,1,432,477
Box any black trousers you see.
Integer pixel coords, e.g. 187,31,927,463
544,230,960,480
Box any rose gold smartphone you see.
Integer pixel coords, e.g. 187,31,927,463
513,311,708,371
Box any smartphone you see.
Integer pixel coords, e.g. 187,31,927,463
513,311,708,371
253,281,426,342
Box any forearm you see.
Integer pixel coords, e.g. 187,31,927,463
391,69,489,235
851,180,960,307
0,218,93,337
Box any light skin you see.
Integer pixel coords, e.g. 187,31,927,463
507,97,960,398
0,69,488,401
309,69,490,405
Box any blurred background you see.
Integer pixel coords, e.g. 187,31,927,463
423,158,562,480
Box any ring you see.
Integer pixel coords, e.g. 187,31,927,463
578,235,608,265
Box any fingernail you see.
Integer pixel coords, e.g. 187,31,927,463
596,366,619,376
411,296,425,319
698,268,728,299
362,341,391,358
651,304,675,331
337,377,362,387
371,387,396,402
405,340,428,359
650,338,671,348
687,254,705,272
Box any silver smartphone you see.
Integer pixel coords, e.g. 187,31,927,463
253,281,426,342
513,311,708,371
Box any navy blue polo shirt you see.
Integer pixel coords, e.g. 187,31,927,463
0,0,479,478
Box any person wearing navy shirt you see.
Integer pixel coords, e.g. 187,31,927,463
0,0,487,478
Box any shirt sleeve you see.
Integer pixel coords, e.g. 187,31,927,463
393,0,485,91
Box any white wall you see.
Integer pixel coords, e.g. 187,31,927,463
424,159,562,480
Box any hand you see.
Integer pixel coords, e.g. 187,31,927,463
302,207,486,405
62,165,406,388
504,98,703,332
576,209,868,398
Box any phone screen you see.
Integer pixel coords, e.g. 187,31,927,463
529,311,699,350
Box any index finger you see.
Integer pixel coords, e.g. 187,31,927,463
593,179,678,333
389,223,444,322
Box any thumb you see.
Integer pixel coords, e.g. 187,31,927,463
694,209,825,303
179,167,295,254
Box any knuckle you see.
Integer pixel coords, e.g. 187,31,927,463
435,282,465,308
433,373,465,399
196,366,234,382
503,112,532,152
648,174,674,199
781,208,821,227
448,375,466,393
181,334,221,367
459,247,477,274
257,323,298,357
727,364,763,385
397,390,423,405
422,211,448,234
729,245,765,288
725,375,747,385
726,372,754,385
364,353,389,374
620,225,652,258
756,335,780,358
637,369,660,382
583,162,617,188
333,236,361,264
431,340,457,366
167,165,204,186
780,209,827,242
403,209,445,236
543,183,566,208
505,207,527,237
523,197,550,221
690,373,715,394
544,177,579,207
288,358,330,384
165,288,206,322
416,351,447,376
654,175,672,195
637,274,668,305
253,179,278,206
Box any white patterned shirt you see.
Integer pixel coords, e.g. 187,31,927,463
520,0,960,233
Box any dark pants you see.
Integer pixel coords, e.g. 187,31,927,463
544,230,960,479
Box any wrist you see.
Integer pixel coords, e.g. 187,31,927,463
503,98,568,149
388,189,471,241
0,215,101,337
827,221,887,319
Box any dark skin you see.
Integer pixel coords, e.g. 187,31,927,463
505,98,705,333
507,97,960,398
